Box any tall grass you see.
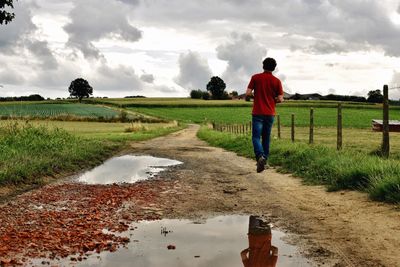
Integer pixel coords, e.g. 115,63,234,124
0,122,118,185
197,127,400,203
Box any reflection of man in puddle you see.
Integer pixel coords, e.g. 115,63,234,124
241,216,278,267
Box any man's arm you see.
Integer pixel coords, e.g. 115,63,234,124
246,88,253,97
275,94,284,103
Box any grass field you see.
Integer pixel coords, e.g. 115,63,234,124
129,106,400,128
87,97,388,109
0,103,119,118
198,127,400,203
0,120,183,186
0,120,181,141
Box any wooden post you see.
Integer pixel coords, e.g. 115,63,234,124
337,103,342,150
291,114,295,142
382,84,390,158
277,114,281,139
249,121,252,134
309,108,314,144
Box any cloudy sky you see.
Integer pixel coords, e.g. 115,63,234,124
1,0,400,99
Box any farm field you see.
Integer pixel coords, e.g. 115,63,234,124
129,106,400,128
88,97,388,109
0,103,119,118
0,120,180,141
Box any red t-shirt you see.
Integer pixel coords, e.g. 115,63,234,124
247,72,283,115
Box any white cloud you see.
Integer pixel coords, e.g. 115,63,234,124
175,51,212,91
63,0,142,59
216,33,267,91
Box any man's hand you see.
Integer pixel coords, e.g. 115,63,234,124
275,95,284,103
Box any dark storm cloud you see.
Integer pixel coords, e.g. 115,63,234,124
175,51,212,90
216,33,267,91
64,0,142,59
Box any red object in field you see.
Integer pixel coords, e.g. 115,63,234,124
167,245,176,250
372,119,400,132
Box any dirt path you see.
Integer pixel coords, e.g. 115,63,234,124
130,124,400,267
1,124,399,266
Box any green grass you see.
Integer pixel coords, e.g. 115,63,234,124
87,97,388,109
0,121,184,186
129,106,400,128
0,120,182,141
0,122,116,185
197,127,400,203
0,103,119,118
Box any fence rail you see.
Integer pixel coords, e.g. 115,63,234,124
212,85,392,157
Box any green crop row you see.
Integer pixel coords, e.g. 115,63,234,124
0,103,119,118
129,106,400,129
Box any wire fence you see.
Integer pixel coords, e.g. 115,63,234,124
212,85,393,158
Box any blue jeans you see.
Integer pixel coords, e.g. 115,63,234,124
252,115,274,160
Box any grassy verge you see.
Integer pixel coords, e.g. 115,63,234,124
197,126,400,204
0,121,184,186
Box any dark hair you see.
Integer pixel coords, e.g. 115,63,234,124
263,57,277,71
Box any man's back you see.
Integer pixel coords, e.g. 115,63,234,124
248,72,283,116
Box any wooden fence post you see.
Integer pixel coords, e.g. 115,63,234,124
291,114,295,142
277,114,281,139
337,103,342,150
382,84,390,158
309,108,314,144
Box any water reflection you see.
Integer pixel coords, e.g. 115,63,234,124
77,155,182,184
241,215,278,267
68,215,312,267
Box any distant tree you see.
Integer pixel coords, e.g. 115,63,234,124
367,89,383,103
68,78,93,102
230,91,238,97
0,0,16,25
206,76,226,100
202,91,210,100
190,89,203,99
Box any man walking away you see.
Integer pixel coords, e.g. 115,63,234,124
246,57,284,173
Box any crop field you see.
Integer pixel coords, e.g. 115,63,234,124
129,106,400,128
0,103,119,118
88,97,390,109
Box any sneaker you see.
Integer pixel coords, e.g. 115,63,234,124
256,156,266,173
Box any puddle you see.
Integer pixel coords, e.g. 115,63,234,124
76,155,182,184
67,215,313,267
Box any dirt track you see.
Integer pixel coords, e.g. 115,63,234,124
1,124,400,266
131,124,400,267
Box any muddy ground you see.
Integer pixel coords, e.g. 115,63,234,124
1,124,400,266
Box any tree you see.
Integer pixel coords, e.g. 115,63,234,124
206,76,226,100
0,0,16,25
230,91,238,97
202,91,210,100
367,89,383,103
68,78,93,102
190,89,203,99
